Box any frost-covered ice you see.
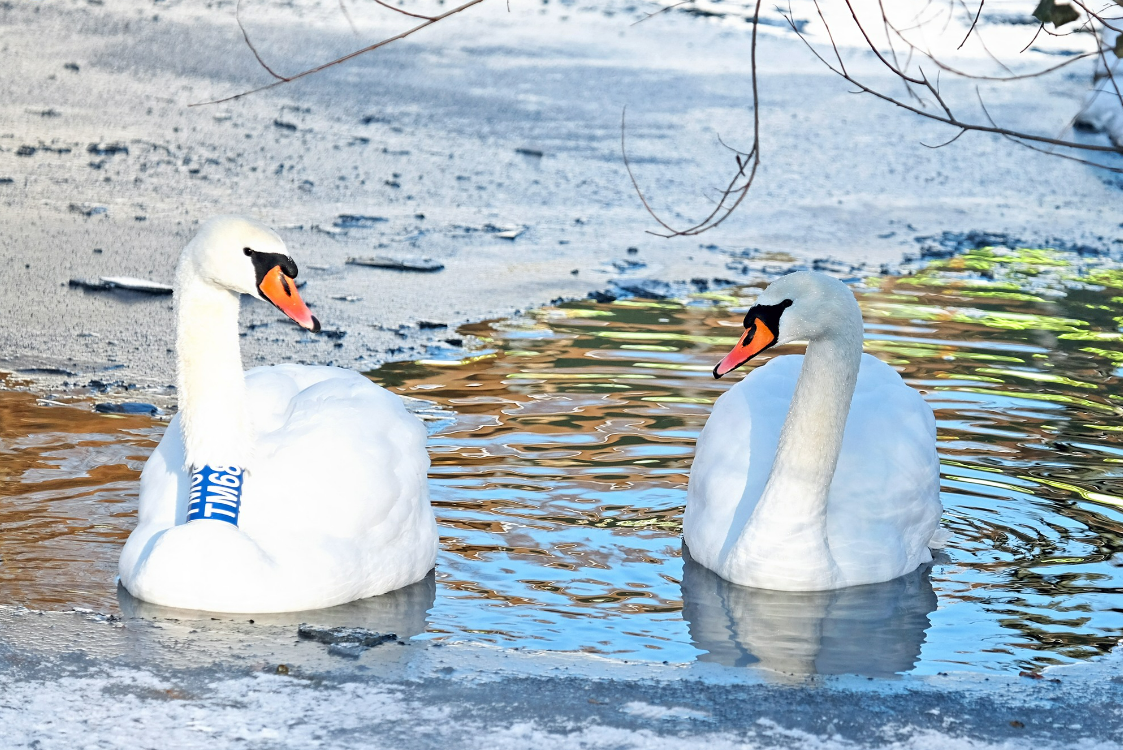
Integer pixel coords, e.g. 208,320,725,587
0,670,412,749
2,608,1123,749
2,662,1123,749
1,0,1120,390
621,701,712,721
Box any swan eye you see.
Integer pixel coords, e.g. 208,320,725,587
244,247,253,256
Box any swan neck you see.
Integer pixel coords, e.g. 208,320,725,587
723,324,863,589
766,336,861,505
175,262,251,470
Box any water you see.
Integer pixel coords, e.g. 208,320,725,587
3,246,1123,675
0,389,160,609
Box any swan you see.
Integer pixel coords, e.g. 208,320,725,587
118,216,438,613
684,271,943,591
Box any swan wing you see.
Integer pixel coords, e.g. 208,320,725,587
245,365,438,602
825,354,943,585
119,364,437,612
117,415,189,584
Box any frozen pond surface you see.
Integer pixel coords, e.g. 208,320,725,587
3,247,1123,676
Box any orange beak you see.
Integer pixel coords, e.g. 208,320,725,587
258,266,320,332
714,317,776,378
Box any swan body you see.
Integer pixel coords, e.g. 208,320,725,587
118,216,438,613
685,272,942,591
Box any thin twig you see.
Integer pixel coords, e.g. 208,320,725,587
340,0,360,36
371,0,437,21
876,0,1097,82
1020,23,1045,53
1069,0,1123,33
631,0,692,26
621,107,688,236
623,0,764,236
918,47,1104,83
236,0,286,81
811,0,845,74
957,0,984,49
193,0,486,106
976,89,1123,171
921,127,968,148
1094,31,1123,109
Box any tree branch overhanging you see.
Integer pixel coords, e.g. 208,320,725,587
625,0,1123,236
192,0,488,106
621,0,764,238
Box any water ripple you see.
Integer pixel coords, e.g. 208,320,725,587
2,246,1123,673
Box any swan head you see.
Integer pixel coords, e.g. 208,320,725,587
714,271,860,378
179,216,320,332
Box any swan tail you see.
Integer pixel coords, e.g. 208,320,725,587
927,526,951,550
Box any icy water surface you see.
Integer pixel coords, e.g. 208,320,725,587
0,389,160,608
3,247,1123,675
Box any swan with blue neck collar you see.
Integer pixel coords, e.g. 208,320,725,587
118,216,438,613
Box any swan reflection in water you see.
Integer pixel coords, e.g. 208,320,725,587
117,570,436,639
681,549,937,677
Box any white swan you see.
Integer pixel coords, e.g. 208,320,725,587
118,216,438,613
684,271,943,591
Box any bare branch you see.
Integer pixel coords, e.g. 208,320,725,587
862,0,1103,82
629,0,1120,234
715,133,752,158
787,6,1123,153
811,0,846,75
340,0,360,36
976,89,1123,172
370,0,437,22
920,47,1104,83
1094,29,1123,109
193,0,487,106
1020,23,1045,53
1068,0,1123,33
622,0,764,236
957,0,984,49
621,107,691,236
631,1,691,28
236,0,287,82
921,127,968,148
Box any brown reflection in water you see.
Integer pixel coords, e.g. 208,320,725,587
374,306,733,622
0,388,158,610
